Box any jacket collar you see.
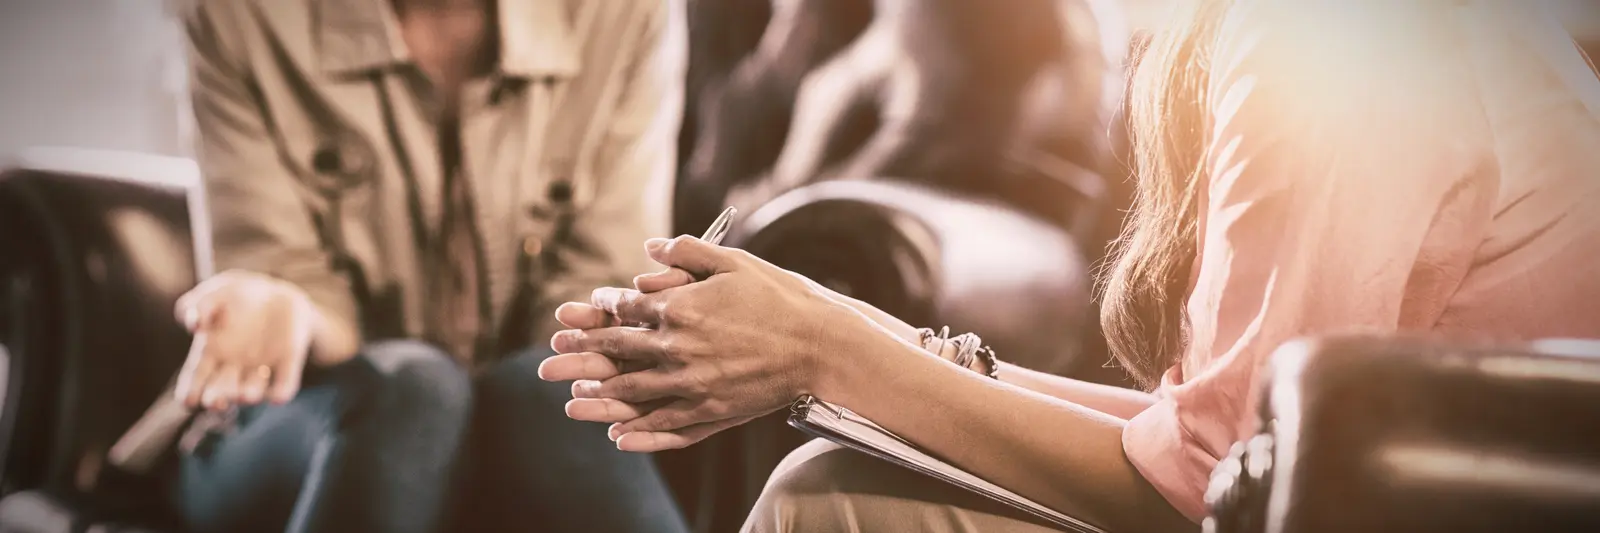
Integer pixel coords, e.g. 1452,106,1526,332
314,0,581,79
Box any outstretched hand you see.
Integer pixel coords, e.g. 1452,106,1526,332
174,270,317,410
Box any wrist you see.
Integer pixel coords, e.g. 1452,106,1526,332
306,302,360,366
808,309,909,401
813,331,920,404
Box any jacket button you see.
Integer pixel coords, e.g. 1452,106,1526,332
312,144,343,174
312,135,374,181
547,180,573,203
522,236,543,257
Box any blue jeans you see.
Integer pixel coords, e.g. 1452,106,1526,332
176,340,688,533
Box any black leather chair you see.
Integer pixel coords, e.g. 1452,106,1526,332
731,180,1093,374
0,148,208,532
1206,336,1600,533
675,0,1127,247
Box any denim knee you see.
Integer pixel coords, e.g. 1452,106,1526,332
360,340,473,420
475,348,569,415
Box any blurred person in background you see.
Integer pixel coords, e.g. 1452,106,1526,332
542,0,1600,532
170,0,688,532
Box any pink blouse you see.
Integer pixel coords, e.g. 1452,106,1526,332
1121,1,1600,521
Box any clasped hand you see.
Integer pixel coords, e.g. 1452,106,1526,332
538,236,889,452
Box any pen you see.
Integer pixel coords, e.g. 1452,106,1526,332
699,206,737,245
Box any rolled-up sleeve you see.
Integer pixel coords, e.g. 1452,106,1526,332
1120,2,1496,521
184,4,360,331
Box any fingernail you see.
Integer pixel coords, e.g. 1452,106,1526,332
183,307,200,329
591,287,621,307
608,423,622,441
573,380,599,398
646,238,669,252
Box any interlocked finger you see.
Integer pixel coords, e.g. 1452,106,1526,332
570,368,685,403
555,302,618,330
614,415,758,453
563,397,667,423
550,327,667,362
538,352,630,382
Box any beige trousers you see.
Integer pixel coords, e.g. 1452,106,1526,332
741,440,1069,532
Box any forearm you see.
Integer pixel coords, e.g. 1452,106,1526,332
816,326,1196,533
994,363,1157,420
819,282,1155,420
802,276,919,343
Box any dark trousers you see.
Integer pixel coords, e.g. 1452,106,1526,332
175,340,689,533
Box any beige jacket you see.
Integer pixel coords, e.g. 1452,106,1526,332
182,0,683,357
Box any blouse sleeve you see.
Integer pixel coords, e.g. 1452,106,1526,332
1120,1,1498,521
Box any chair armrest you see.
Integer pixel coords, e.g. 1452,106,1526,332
1206,336,1600,533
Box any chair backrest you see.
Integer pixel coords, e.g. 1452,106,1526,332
675,0,1128,240
0,148,207,514
1206,336,1600,533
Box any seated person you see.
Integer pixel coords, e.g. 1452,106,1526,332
540,1,1600,531
171,0,688,531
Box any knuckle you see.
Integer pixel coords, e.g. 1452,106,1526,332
602,399,625,420
666,298,701,326
728,247,757,263
655,297,685,325
682,369,713,396
633,417,661,433
621,292,649,318
634,415,661,432
659,410,688,431
611,376,638,398
657,335,686,363
654,334,674,356
595,331,618,353
701,400,728,419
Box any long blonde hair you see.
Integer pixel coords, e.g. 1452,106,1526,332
1100,0,1234,389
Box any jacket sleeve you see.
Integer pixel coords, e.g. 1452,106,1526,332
183,2,362,336
533,1,686,338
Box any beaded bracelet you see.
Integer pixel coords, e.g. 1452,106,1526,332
977,345,1001,380
916,327,1000,380
916,327,939,353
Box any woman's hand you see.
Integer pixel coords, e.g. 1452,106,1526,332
539,236,903,452
632,256,922,345
173,270,320,410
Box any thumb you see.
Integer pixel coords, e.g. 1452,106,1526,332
647,236,739,279
175,291,223,333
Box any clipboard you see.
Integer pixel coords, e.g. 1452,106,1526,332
788,395,1107,533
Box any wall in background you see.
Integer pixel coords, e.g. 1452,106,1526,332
0,0,191,159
